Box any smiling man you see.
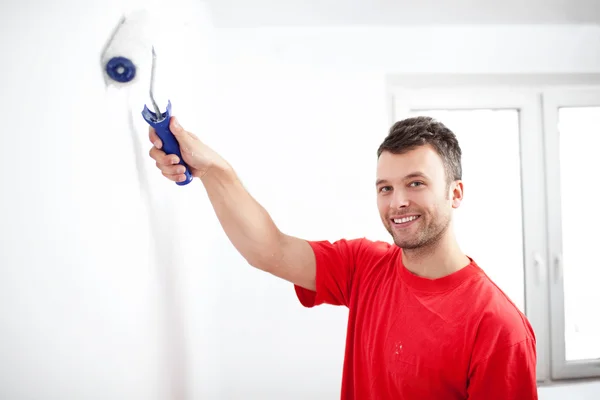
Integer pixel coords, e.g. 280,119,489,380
148,115,538,399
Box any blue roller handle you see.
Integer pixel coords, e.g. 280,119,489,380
142,100,193,186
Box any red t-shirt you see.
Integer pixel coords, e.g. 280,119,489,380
294,238,538,400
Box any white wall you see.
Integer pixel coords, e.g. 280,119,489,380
1,0,600,399
0,1,220,399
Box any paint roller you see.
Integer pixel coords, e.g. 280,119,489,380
100,10,193,186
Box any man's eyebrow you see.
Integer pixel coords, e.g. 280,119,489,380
376,172,430,186
404,171,429,180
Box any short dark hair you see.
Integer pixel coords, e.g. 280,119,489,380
377,116,462,184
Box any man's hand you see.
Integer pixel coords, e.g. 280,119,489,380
148,116,226,182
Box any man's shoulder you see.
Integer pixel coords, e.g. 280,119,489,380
468,270,536,351
349,237,398,263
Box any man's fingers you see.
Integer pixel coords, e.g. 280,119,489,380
149,116,194,184
149,127,162,149
170,117,183,136
162,171,187,182
156,162,186,176
149,146,180,165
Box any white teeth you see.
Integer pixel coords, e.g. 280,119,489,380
393,216,418,224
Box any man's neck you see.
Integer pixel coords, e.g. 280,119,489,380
401,231,470,280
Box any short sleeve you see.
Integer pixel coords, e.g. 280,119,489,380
294,238,365,308
467,337,538,399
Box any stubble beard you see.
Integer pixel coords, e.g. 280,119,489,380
388,211,451,250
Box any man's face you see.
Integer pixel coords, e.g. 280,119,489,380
376,144,463,249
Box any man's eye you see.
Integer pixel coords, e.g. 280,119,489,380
379,186,392,193
409,181,424,187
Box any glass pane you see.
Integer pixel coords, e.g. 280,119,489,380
558,106,600,362
406,109,525,312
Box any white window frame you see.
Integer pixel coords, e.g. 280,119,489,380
542,87,600,380
388,76,600,385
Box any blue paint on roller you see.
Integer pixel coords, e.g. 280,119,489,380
105,56,136,83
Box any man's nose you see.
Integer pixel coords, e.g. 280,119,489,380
390,190,409,209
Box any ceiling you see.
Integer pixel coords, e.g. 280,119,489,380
204,0,600,28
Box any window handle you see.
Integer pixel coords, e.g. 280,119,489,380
553,254,563,284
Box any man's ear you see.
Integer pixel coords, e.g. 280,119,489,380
451,180,464,209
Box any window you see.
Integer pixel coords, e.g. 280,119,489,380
559,107,600,363
543,89,600,380
390,82,600,384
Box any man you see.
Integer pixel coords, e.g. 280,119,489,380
148,115,538,399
